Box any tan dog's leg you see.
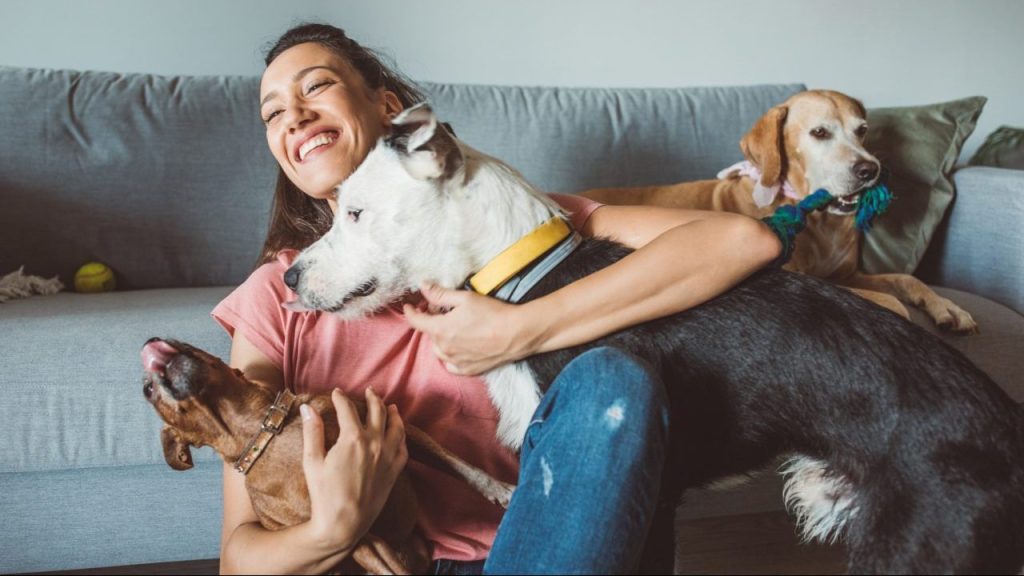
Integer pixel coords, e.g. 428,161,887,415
405,425,516,508
842,272,978,334
845,287,910,319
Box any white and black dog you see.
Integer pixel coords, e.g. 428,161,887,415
284,104,1024,574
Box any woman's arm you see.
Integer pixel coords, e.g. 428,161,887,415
220,333,407,575
404,206,781,375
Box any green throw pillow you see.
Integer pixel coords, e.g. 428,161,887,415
862,96,987,274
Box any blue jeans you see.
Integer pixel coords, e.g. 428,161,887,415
435,347,670,574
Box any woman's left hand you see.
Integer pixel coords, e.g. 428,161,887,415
403,283,542,376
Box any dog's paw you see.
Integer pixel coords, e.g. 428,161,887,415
929,298,979,335
486,479,517,509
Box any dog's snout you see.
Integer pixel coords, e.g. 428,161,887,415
283,265,301,292
853,160,879,182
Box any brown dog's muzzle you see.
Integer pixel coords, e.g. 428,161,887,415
141,337,205,401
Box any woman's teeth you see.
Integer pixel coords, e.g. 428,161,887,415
299,132,338,161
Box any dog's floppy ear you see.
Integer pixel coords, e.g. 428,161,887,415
386,103,463,181
740,105,788,188
161,426,194,471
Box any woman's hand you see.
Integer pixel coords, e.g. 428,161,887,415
403,283,543,376
300,388,408,551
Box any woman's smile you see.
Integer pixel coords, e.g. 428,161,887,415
295,128,341,163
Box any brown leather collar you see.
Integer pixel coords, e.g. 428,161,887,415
233,388,297,475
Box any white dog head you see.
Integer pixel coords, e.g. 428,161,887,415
741,90,881,215
284,103,561,319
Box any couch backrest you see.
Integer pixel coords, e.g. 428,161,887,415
0,65,804,289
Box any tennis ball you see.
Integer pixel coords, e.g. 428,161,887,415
74,262,116,293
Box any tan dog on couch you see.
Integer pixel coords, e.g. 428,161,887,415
582,89,977,333
141,337,514,575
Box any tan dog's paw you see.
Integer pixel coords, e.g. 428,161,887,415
485,478,517,509
927,297,979,335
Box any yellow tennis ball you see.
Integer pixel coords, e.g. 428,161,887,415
74,262,116,293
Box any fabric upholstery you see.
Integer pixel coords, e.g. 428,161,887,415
862,96,987,274
0,65,803,289
917,166,1024,314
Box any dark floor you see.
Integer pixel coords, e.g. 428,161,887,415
41,510,845,575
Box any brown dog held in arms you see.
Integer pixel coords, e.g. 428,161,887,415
582,89,977,333
141,337,514,575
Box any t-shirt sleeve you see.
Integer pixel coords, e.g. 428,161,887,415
210,251,296,369
548,193,604,231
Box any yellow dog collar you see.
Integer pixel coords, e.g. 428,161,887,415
468,216,573,295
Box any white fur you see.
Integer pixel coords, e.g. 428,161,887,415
780,455,859,545
485,362,541,450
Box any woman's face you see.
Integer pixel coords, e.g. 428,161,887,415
260,42,401,203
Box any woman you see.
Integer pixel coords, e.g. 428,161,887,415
215,23,781,574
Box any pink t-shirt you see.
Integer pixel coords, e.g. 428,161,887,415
211,193,602,562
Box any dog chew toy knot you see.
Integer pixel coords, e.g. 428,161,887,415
761,177,894,267
762,189,833,267
854,182,893,232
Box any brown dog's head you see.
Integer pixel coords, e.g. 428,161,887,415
741,89,880,215
141,338,274,471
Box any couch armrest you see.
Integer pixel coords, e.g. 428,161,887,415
916,166,1024,314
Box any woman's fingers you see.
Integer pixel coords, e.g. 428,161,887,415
332,388,363,436
300,403,325,473
364,387,386,432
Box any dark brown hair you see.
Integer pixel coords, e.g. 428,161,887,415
257,23,424,265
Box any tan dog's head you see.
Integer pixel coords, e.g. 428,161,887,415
741,89,880,215
141,338,274,470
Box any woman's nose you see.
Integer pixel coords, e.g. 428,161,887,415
285,106,316,134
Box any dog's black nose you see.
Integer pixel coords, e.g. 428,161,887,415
283,265,301,292
854,161,879,182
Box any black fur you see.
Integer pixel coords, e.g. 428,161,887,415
520,236,1024,574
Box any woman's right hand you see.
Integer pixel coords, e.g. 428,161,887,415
300,387,408,551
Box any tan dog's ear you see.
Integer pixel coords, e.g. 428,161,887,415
161,426,194,471
740,106,789,187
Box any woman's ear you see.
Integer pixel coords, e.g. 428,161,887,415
381,90,404,125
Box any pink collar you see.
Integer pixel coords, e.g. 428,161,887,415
716,160,799,208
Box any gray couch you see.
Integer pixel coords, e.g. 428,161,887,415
1,66,1021,573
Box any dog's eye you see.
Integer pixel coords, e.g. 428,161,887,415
347,208,363,223
810,127,831,140
855,124,868,138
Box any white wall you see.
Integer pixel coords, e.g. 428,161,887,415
2,0,1021,157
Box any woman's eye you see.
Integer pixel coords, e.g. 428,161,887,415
810,127,830,140
347,209,363,223
262,110,281,124
306,80,332,95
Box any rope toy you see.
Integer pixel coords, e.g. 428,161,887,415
762,181,892,267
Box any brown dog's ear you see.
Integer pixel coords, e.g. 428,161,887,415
161,426,194,471
740,106,789,187
386,103,463,181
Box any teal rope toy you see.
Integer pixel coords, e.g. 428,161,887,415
762,181,892,267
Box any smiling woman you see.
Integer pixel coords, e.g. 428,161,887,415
214,21,780,576
257,27,424,264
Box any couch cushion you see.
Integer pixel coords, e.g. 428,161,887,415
862,96,987,275
908,286,1024,402
0,288,231,474
2,285,1019,476
0,64,804,289
423,82,807,193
